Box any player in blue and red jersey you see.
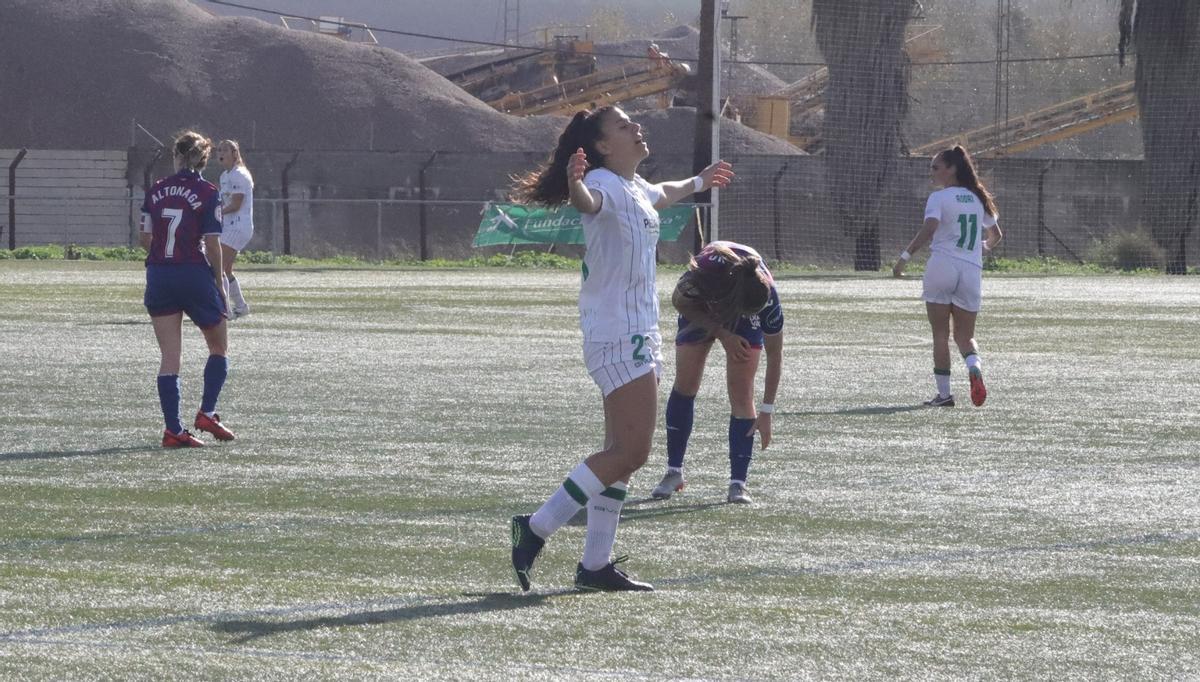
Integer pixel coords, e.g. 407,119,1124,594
140,131,236,447
650,241,785,505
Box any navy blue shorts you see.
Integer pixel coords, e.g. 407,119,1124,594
676,314,765,348
675,286,783,349
144,263,226,329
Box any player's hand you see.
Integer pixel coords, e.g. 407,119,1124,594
698,160,735,190
718,329,752,362
748,412,772,450
892,258,907,278
567,147,589,183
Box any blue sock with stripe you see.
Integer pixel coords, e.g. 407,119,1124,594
157,374,182,434
529,461,605,539
200,354,228,414
729,416,756,483
665,390,695,469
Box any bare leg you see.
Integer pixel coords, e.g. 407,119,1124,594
584,372,659,485
151,313,184,375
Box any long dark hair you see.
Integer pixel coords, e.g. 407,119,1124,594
512,107,614,205
938,145,997,217
676,244,771,330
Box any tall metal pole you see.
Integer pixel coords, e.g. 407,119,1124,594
710,0,722,242
692,0,720,251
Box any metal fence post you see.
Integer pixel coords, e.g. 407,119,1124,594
271,200,280,256
376,200,383,260
281,151,301,256
419,151,439,261
8,149,28,249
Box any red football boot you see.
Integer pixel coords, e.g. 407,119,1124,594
969,367,987,407
163,429,204,448
194,411,236,441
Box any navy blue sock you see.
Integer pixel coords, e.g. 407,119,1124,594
157,374,182,434
200,354,228,414
665,390,696,469
729,416,756,483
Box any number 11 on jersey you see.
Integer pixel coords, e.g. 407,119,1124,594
956,214,978,250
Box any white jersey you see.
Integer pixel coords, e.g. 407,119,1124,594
578,168,664,343
219,166,254,231
924,186,997,267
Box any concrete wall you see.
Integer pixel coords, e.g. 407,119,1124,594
7,147,1182,268
1,150,132,247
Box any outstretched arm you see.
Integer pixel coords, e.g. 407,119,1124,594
653,160,735,210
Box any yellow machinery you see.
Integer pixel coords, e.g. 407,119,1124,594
488,55,690,116
752,25,944,152
913,81,1138,156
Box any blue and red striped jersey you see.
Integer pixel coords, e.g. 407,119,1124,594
142,169,222,265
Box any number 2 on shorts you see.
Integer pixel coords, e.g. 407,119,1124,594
631,334,646,362
956,213,978,251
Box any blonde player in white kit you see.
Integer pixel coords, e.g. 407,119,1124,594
894,145,1002,408
508,106,733,592
216,140,253,319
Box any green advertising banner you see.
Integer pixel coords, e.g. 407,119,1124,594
474,203,695,247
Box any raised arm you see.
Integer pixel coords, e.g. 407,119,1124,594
567,147,603,215
653,160,735,210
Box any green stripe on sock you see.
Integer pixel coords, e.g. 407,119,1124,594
933,367,951,376
600,486,627,501
962,351,979,360
562,478,590,506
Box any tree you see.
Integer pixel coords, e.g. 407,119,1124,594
1119,1,1200,274
812,0,915,270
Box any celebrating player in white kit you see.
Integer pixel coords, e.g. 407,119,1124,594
508,105,733,592
894,145,1002,408
216,139,254,319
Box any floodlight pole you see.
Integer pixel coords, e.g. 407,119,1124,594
710,1,721,243
693,0,722,249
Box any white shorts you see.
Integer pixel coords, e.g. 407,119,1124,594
219,218,254,252
584,332,663,398
922,253,982,312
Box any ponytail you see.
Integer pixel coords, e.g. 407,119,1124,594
512,107,613,205
173,130,212,171
942,145,997,217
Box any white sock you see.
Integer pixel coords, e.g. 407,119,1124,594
964,353,981,373
581,481,626,571
667,466,682,474
222,273,232,314
228,276,246,309
530,461,605,539
935,371,951,397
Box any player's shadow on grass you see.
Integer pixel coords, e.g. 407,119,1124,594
0,445,156,462
783,405,926,417
212,591,571,644
567,498,728,526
